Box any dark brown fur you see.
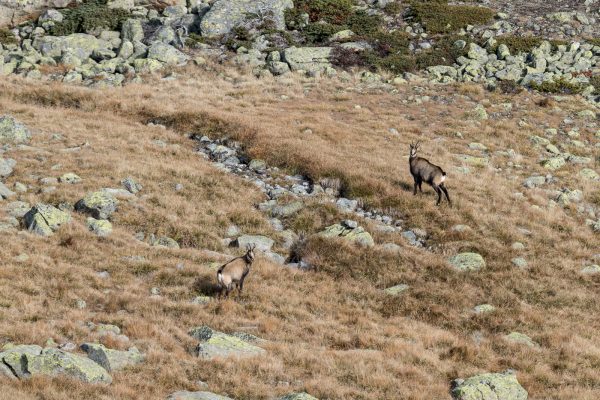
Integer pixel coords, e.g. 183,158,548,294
409,142,451,206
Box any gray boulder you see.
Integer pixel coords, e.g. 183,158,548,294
23,204,71,236
448,253,485,272
0,157,16,178
147,42,188,65
451,370,527,400
33,34,111,60
121,19,144,43
0,181,15,199
75,191,118,219
283,47,333,72
80,343,144,372
86,217,113,237
0,115,31,144
189,326,266,360
234,234,274,251
200,0,293,38
23,348,112,384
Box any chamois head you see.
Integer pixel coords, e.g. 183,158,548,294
409,141,421,159
244,244,256,263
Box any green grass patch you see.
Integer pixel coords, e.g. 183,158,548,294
408,1,495,34
51,0,131,36
490,35,568,54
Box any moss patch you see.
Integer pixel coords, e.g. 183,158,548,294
0,28,17,45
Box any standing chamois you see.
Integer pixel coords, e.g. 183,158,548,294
217,244,256,298
409,141,451,206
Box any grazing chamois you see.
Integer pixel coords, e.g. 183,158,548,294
409,141,451,206
217,244,256,298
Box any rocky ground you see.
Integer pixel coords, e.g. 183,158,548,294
0,1,599,400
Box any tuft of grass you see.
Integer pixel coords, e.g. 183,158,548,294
51,0,131,36
407,1,495,34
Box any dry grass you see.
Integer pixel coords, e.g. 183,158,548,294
0,64,599,399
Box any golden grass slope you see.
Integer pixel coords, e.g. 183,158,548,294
0,65,598,399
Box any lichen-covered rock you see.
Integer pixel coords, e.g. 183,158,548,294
0,157,16,178
473,304,496,314
75,191,118,219
448,253,485,272
0,344,43,378
59,172,82,184
283,47,333,73
133,58,164,73
504,332,538,348
451,370,527,400
277,394,319,400
23,204,71,236
200,0,293,38
80,343,144,372
320,224,375,247
121,19,144,42
0,115,31,144
579,168,599,181
269,201,304,218
86,217,113,237
581,265,600,274
121,177,142,194
33,34,110,60
189,326,266,360
541,156,566,170
384,284,409,295
166,391,233,400
23,348,112,384
456,154,489,167
0,181,15,199
234,234,274,252
147,42,188,65
151,236,180,248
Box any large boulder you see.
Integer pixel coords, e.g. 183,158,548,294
33,34,111,61
0,116,31,144
189,326,266,360
0,157,16,178
319,223,374,247
448,253,485,272
0,344,43,378
75,191,118,220
166,392,233,400
121,18,144,42
451,370,527,400
80,343,144,372
200,0,293,38
23,348,112,384
23,204,71,236
147,42,188,65
283,47,333,73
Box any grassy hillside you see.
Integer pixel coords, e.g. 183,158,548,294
0,63,599,399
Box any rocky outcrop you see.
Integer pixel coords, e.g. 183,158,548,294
80,343,144,372
189,326,266,360
23,203,71,236
200,0,293,38
283,47,333,73
75,191,118,220
319,221,375,247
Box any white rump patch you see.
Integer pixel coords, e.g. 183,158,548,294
440,175,446,183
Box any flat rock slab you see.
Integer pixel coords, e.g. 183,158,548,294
189,326,266,360
451,370,528,400
166,391,233,400
319,224,375,247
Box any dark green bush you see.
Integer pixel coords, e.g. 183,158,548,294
383,1,403,16
347,11,383,36
0,28,17,45
294,0,354,24
303,23,344,44
408,2,495,34
51,0,131,36
530,77,583,95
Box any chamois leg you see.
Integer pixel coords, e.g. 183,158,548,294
432,184,442,205
440,183,451,205
413,177,421,195
418,181,423,193
238,278,245,298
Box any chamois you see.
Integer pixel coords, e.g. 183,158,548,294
217,244,256,298
409,141,451,206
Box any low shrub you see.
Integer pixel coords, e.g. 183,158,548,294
490,35,568,54
51,0,131,36
294,0,354,24
0,28,17,45
408,1,495,34
589,75,600,94
529,77,584,95
347,10,383,36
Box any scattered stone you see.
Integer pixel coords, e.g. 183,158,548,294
277,394,319,400
270,201,304,218
75,191,118,220
451,370,527,400
167,392,233,400
189,326,266,360
473,304,496,314
75,299,87,309
151,236,180,249
504,332,538,348
0,182,16,199
191,296,212,305
541,156,566,171
384,284,409,295
81,343,144,372
23,204,71,236
511,242,525,251
0,157,16,178
511,257,528,268
320,223,375,247
0,116,31,144
86,217,113,237
121,177,142,194
581,265,600,274
579,168,599,181
448,253,486,272
59,173,82,184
